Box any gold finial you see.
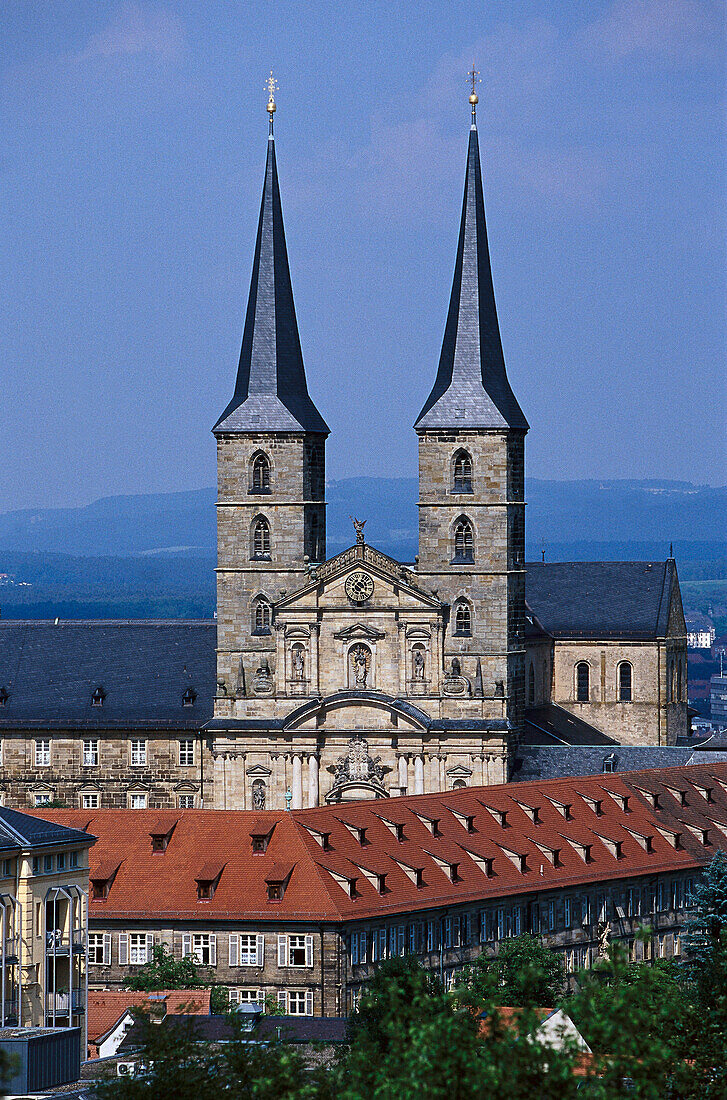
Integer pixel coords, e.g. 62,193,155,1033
266,70,278,115
468,63,480,105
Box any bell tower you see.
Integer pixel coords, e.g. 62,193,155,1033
415,73,528,759
213,76,328,706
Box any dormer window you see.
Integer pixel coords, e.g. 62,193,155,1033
0,688,7,706
90,861,120,900
182,687,196,707
250,821,275,853
149,819,177,853
195,862,224,901
265,863,294,902
91,687,105,707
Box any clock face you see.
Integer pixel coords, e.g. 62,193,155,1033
345,571,374,603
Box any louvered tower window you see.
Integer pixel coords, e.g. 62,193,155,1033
252,518,271,559
452,519,474,563
452,450,473,493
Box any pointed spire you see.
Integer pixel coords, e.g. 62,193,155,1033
214,79,328,436
415,85,528,433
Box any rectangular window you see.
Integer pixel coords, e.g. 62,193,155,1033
397,925,405,956
351,934,359,965
283,934,312,968
179,795,195,809
426,921,434,952
34,793,52,807
408,924,416,954
564,898,571,928
463,912,472,945
287,990,313,1016
70,851,78,869
32,857,40,875
513,907,521,937
82,793,99,809
496,909,505,940
88,932,111,966
581,896,590,925
83,739,99,767
230,989,264,1006
234,934,263,966
359,930,367,963
44,855,53,873
179,740,195,767
35,739,51,767
129,933,151,965
443,917,452,948
130,793,147,809
130,739,147,767
657,882,666,911
57,853,66,871
192,933,217,966
548,901,556,931
597,894,607,922
1,859,10,878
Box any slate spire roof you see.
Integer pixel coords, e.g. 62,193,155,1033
213,125,328,435
415,115,528,432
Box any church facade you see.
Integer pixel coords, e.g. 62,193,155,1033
208,91,530,809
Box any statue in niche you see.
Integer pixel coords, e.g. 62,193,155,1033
413,649,426,680
351,644,370,689
252,779,266,810
450,657,461,678
292,648,305,681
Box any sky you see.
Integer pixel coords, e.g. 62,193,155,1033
1,0,725,512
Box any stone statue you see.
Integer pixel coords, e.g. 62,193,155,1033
597,921,611,958
332,735,385,790
350,515,366,545
292,649,305,681
352,645,369,688
413,649,425,680
450,657,461,677
252,779,266,810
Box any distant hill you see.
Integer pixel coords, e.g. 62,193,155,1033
0,478,723,622
0,478,724,561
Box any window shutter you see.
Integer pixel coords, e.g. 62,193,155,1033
277,990,287,1011
305,934,314,967
182,933,192,958
359,930,367,962
103,933,111,966
305,990,314,1016
118,933,128,966
228,934,239,967
146,933,154,961
278,934,287,967
256,934,265,967
209,934,217,966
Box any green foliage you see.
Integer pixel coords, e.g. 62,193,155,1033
92,1009,328,1100
122,944,205,992
457,934,565,1007
209,984,229,1014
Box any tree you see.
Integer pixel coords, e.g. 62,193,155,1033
93,1008,332,1100
122,944,205,992
457,934,565,1007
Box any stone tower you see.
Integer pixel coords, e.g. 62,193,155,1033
414,96,529,757
213,92,328,705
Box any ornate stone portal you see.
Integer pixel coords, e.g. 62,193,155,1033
326,735,387,803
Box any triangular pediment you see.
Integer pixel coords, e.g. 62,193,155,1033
333,623,386,641
276,544,440,611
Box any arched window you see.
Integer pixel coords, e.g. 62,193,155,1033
452,779,467,790
618,662,632,702
452,518,474,563
528,662,535,706
453,600,472,636
252,517,271,559
576,662,590,702
252,596,271,634
452,450,473,493
250,452,271,493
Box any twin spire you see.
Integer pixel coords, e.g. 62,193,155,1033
215,71,527,437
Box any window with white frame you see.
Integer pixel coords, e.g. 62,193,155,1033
229,988,264,1006
129,932,151,964
443,917,452,948
286,990,314,1016
179,740,195,767
278,933,313,968
82,792,99,809
34,792,53,806
88,932,111,966
229,933,264,967
129,793,147,809
83,739,99,767
130,739,147,766
358,930,367,963
188,933,216,966
35,739,51,767
178,794,195,809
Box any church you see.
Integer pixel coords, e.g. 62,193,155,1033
0,83,689,813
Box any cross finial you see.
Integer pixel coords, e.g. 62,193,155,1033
468,63,480,126
266,70,278,135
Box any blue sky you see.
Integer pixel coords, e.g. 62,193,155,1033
1,0,724,510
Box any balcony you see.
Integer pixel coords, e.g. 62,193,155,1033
46,992,70,1014
45,930,69,955
3,935,19,962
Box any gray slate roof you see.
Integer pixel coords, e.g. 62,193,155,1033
513,745,727,783
415,123,528,432
0,807,93,852
0,621,215,730
523,704,616,746
213,133,329,435
525,560,676,640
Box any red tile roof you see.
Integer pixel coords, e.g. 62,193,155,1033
30,763,727,924
88,988,211,1045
